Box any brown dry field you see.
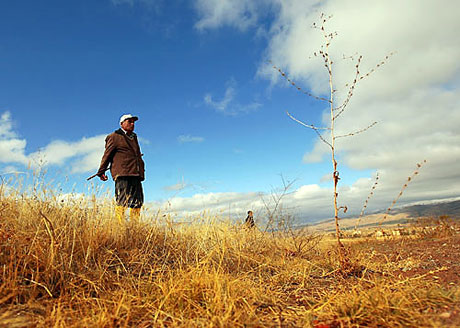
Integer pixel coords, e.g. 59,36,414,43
0,190,459,327
309,213,413,232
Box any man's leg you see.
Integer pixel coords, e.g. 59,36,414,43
128,177,143,223
115,177,129,224
116,177,143,224
115,205,126,224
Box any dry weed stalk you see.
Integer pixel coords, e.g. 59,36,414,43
354,172,380,230
378,160,427,226
273,13,391,268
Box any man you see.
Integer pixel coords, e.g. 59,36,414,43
245,210,255,229
97,114,145,223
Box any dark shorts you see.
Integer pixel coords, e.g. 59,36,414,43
115,176,144,208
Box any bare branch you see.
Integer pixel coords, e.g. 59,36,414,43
314,129,333,149
270,62,330,103
334,53,394,120
358,52,395,82
335,121,378,139
342,53,359,61
286,111,332,148
286,111,330,131
333,55,362,119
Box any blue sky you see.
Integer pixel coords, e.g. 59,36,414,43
1,0,459,223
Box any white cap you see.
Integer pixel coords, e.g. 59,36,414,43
119,114,138,124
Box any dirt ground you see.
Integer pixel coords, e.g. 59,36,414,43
361,234,460,286
351,232,460,326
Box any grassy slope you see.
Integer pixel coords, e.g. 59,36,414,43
0,186,459,327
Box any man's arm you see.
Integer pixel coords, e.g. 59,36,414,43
96,135,115,181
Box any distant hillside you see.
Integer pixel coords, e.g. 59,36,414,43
307,199,460,232
308,213,412,232
394,200,460,218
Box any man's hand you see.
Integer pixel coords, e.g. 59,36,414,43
99,173,108,181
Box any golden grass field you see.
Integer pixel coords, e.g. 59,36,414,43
0,183,459,327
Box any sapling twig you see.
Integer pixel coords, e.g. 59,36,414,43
270,62,330,103
286,111,332,148
378,160,427,226
335,121,378,139
354,172,380,231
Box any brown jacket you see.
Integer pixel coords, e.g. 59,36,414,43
97,129,145,181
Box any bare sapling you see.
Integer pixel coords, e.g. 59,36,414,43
272,13,392,268
259,176,322,257
260,175,295,234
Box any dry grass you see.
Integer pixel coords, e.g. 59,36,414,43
0,182,459,327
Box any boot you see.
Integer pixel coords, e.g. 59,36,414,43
130,207,141,223
115,205,126,224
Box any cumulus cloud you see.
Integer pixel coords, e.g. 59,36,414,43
149,178,367,223
194,0,460,216
0,111,106,174
293,184,322,199
194,0,269,31
155,191,264,219
204,86,235,112
177,134,205,144
0,112,28,165
27,135,106,173
204,79,262,115
1,165,26,175
151,166,444,224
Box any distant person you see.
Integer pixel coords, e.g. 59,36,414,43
97,114,145,223
245,210,255,229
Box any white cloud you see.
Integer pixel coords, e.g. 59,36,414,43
0,111,107,174
151,165,446,224
194,0,268,31
148,180,362,223
193,0,460,216
204,79,262,115
0,112,17,139
0,112,28,165
293,184,322,199
204,86,235,112
1,165,26,175
154,190,264,220
137,136,151,145
177,134,205,144
28,135,106,173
